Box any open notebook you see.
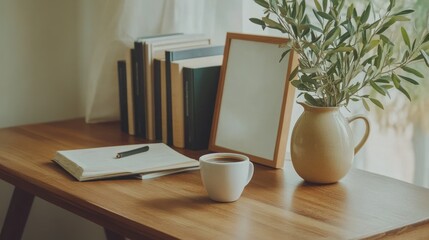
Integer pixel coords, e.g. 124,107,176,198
53,143,199,181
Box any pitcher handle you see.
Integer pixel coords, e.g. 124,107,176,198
347,115,370,154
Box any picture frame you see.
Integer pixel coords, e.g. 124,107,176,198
209,32,297,168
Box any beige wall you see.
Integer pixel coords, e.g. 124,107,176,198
0,0,105,239
0,0,85,128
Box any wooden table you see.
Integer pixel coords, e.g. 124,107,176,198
0,119,429,240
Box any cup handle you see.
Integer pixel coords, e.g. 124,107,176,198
246,161,254,185
347,114,370,155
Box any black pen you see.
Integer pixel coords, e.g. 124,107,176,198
116,146,149,159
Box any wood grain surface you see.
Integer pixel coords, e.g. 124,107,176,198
0,119,428,239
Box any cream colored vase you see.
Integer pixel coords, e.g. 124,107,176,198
290,102,370,184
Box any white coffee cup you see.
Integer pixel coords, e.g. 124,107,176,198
199,153,254,202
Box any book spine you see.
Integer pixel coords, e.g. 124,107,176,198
153,59,162,141
125,49,135,135
165,52,174,146
171,45,224,60
133,42,147,137
143,43,155,140
160,60,168,144
171,62,186,148
117,60,128,133
183,68,195,149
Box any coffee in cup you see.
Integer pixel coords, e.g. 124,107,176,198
199,153,254,202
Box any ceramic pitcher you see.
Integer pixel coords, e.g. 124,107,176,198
290,102,370,184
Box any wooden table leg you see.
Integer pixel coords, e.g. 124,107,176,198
0,187,35,240
104,228,125,240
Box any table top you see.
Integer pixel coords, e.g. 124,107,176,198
1,119,429,239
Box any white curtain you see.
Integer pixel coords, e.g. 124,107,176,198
84,0,248,123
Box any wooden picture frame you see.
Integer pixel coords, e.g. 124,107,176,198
209,33,297,168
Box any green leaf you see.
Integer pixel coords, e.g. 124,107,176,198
334,46,354,52
401,27,411,49
314,0,322,11
279,49,291,62
254,0,269,8
289,66,299,81
262,17,286,33
301,75,318,85
398,86,411,101
393,9,414,16
362,55,376,66
322,0,328,12
381,84,394,89
283,16,296,25
420,50,429,67
291,79,301,87
249,18,266,27
269,0,278,11
362,98,370,111
312,9,323,26
301,67,320,74
374,78,390,84
402,66,424,78
423,33,429,43
317,11,335,21
398,75,419,85
309,24,323,33
361,4,371,23
347,3,354,20
388,0,396,11
363,40,380,54
392,73,401,88
336,0,345,13
304,93,319,106
368,19,381,29
291,1,297,18
322,28,340,49
370,81,386,96
338,32,351,45
279,3,287,16
391,15,410,22
298,0,306,20
370,98,384,109
376,18,397,34
380,34,394,45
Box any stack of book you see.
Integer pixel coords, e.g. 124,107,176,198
116,33,224,150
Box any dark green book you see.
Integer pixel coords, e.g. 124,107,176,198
183,65,221,150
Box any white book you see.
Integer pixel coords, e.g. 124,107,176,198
138,166,200,180
53,143,199,181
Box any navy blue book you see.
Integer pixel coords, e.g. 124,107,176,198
165,45,224,145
